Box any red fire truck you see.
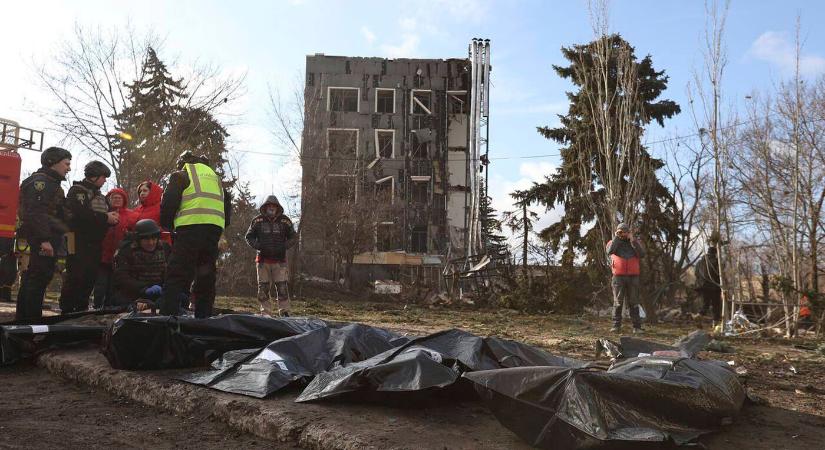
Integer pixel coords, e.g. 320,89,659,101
0,118,44,298
0,118,44,238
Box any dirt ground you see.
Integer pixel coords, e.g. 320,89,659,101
2,291,825,449
0,302,295,450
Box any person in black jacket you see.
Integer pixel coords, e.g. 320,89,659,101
113,219,171,309
158,151,232,318
15,147,72,320
696,245,722,324
245,195,296,316
58,161,120,314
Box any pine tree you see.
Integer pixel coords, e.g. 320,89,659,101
479,191,508,260
112,47,232,194
113,47,185,193
521,34,680,273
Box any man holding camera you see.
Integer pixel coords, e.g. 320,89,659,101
606,223,645,333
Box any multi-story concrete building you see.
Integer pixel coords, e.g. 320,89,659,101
299,41,490,288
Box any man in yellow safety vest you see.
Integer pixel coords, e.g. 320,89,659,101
158,151,231,318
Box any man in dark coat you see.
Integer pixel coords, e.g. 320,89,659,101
606,223,646,333
158,151,231,318
696,245,722,325
15,147,72,320
58,161,120,314
245,195,296,316
113,219,171,309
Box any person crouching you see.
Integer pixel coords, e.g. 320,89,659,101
112,219,171,311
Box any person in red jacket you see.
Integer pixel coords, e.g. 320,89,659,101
132,181,163,226
94,187,135,308
606,223,645,333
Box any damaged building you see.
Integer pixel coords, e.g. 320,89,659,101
299,39,491,288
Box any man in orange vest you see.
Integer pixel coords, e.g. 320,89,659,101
606,223,645,333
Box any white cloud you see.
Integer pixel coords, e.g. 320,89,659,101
380,34,420,58
488,161,562,245
360,26,376,45
432,0,490,23
399,18,417,31
747,31,825,77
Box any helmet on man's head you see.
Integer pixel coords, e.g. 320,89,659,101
41,147,72,168
84,160,111,179
176,150,209,170
134,219,162,239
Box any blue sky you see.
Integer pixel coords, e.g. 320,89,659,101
3,0,824,228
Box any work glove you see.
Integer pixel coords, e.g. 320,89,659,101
144,285,163,297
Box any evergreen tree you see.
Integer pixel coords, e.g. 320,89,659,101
522,34,680,274
112,47,232,194
479,190,508,260
113,47,185,193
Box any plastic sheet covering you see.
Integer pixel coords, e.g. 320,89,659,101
178,323,409,397
1,317,111,366
1,310,127,365
596,329,712,360
464,334,745,448
295,328,585,402
103,314,327,370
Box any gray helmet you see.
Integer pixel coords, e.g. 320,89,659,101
41,146,72,168
134,219,161,238
84,160,111,178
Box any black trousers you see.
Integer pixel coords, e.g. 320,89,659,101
611,275,642,329
16,247,57,320
93,264,114,308
59,241,103,314
160,225,221,318
698,287,722,322
0,237,16,302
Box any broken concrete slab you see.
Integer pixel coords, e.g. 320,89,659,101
37,348,531,450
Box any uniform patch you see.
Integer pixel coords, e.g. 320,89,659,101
34,181,46,191
76,192,86,202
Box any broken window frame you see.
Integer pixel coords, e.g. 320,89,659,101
325,173,358,203
410,178,430,204
374,129,395,159
327,87,360,112
446,90,468,114
375,221,397,252
410,89,432,115
326,128,359,158
374,175,394,204
410,132,428,159
375,88,396,114
410,225,428,253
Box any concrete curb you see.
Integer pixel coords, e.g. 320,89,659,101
37,348,530,450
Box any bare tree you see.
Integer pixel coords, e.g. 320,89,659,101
575,0,657,256
687,0,736,322
267,77,325,288
660,137,711,302
34,22,245,187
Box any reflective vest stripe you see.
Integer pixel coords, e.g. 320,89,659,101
176,208,225,219
174,163,225,229
181,192,223,201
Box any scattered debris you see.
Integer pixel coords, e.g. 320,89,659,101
373,280,402,295
706,339,736,353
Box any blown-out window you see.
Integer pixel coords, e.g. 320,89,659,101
328,87,359,112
